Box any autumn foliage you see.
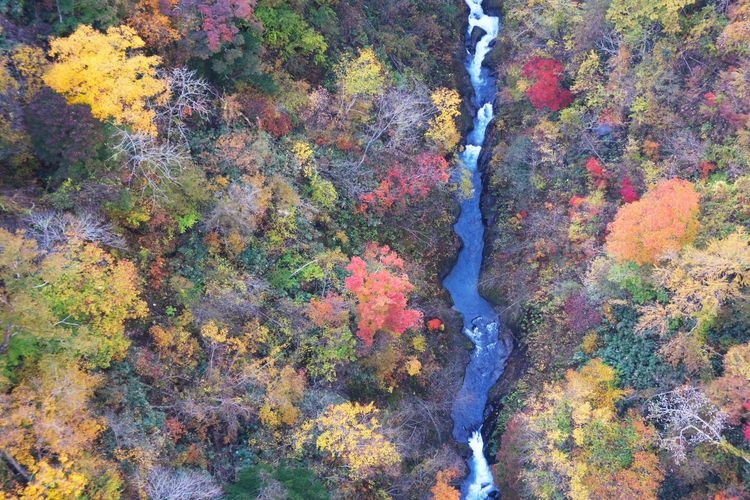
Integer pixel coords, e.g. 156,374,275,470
585,157,608,190
43,25,166,135
198,0,257,53
425,87,462,153
606,178,700,264
431,468,461,499
359,152,449,213
127,0,180,50
497,360,663,499
521,57,573,112
620,175,639,203
345,244,422,346
299,401,400,479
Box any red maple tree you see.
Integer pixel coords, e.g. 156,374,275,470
585,157,608,190
521,57,573,112
619,175,638,203
359,152,449,213
344,244,422,346
198,0,256,53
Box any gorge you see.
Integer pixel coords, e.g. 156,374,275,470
443,1,511,498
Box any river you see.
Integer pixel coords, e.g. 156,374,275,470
442,1,510,498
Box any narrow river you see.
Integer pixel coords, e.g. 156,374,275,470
442,1,510,498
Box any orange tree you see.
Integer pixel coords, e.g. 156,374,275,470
344,244,422,346
606,178,700,264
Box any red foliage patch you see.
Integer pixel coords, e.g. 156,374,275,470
148,256,168,289
358,152,450,213
699,161,716,179
563,293,601,335
619,175,639,203
521,57,573,112
259,107,293,138
426,318,444,331
199,0,256,53
345,244,422,346
165,417,186,443
307,293,350,328
585,157,608,190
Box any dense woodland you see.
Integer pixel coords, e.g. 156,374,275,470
485,0,750,498
0,0,749,499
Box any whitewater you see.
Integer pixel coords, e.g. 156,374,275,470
442,1,510,498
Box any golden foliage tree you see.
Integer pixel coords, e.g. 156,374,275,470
259,365,306,429
638,229,750,337
607,0,696,42
707,341,750,425
43,25,167,135
1,230,146,380
606,178,700,264
9,45,47,100
431,468,461,500
337,48,387,114
0,357,121,498
127,0,181,51
296,401,400,479
425,87,461,153
40,242,148,368
498,360,663,499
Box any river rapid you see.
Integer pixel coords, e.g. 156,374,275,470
442,1,510,498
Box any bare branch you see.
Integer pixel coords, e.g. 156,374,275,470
111,129,188,201
145,467,223,500
154,68,214,144
647,386,729,463
25,210,126,250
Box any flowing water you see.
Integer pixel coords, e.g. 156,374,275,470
442,1,510,498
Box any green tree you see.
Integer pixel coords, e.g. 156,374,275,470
256,5,327,64
607,0,696,44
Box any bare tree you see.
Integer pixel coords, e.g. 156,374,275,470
205,180,271,237
25,211,126,250
155,68,214,144
647,386,750,464
145,467,222,500
300,87,334,131
358,84,434,166
111,129,188,201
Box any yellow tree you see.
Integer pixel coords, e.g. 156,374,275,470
40,242,148,368
431,468,461,500
0,231,141,498
296,401,400,479
1,230,146,380
425,87,462,153
0,357,121,498
635,229,750,373
259,365,306,429
607,0,696,43
640,229,750,336
498,359,663,499
337,48,387,114
0,229,58,387
9,44,47,100
127,0,181,51
44,25,167,135
708,341,750,425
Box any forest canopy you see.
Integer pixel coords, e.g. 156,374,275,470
1,0,750,498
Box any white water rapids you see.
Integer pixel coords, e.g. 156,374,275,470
442,1,510,498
